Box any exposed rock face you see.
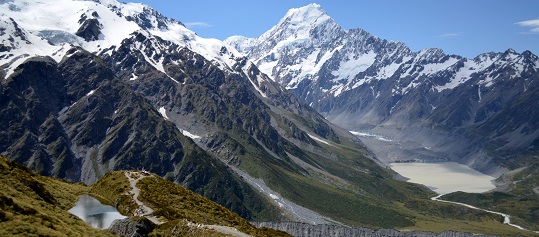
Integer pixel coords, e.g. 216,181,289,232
0,56,78,180
108,218,154,237
0,48,280,221
76,18,102,41
252,222,498,237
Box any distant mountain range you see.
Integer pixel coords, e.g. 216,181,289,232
227,3,539,175
1,0,538,234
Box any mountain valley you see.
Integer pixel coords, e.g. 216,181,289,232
1,0,538,236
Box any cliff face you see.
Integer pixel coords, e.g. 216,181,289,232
251,222,498,237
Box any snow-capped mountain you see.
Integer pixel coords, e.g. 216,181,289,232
1,0,452,228
0,0,246,76
4,0,539,231
1,0,327,221
226,3,539,174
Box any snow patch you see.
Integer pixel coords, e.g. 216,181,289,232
307,133,333,146
376,61,402,79
435,56,497,91
350,131,392,142
158,106,168,120
244,65,268,98
329,52,377,96
332,52,376,82
58,106,69,116
231,167,338,225
478,86,482,102
418,57,459,76
178,129,201,139
150,21,242,71
482,75,496,87
129,73,138,81
256,60,278,78
282,46,341,90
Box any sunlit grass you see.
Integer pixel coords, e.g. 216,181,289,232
0,155,114,237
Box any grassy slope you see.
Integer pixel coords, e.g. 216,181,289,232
0,154,289,237
90,170,290,237
238,106,532,235
294,144,533,236
0,155,114,237
323,140,535,236
222,105,414,227
0,151,532,236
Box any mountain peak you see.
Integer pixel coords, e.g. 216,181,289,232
287,3,323,14
281,3,330,27
257,3,341,44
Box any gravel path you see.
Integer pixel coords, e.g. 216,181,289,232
124,171,163,225
124,171,252,236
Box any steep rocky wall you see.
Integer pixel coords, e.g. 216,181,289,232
251,222,497,237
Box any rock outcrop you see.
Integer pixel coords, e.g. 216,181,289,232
108,218,154,237
251,222,498,237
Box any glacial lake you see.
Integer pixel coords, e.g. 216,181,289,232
389,162,496,195
68,194,125,229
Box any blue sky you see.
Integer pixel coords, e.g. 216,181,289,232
135,1,539,58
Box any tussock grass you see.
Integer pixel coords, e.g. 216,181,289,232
90,170,290,236
0,155,114,237
409,215,534,236
136,173,290,236
89,171,132,215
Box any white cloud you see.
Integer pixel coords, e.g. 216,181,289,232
516,18,539,34
435,32,463,38
184,22,212,29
